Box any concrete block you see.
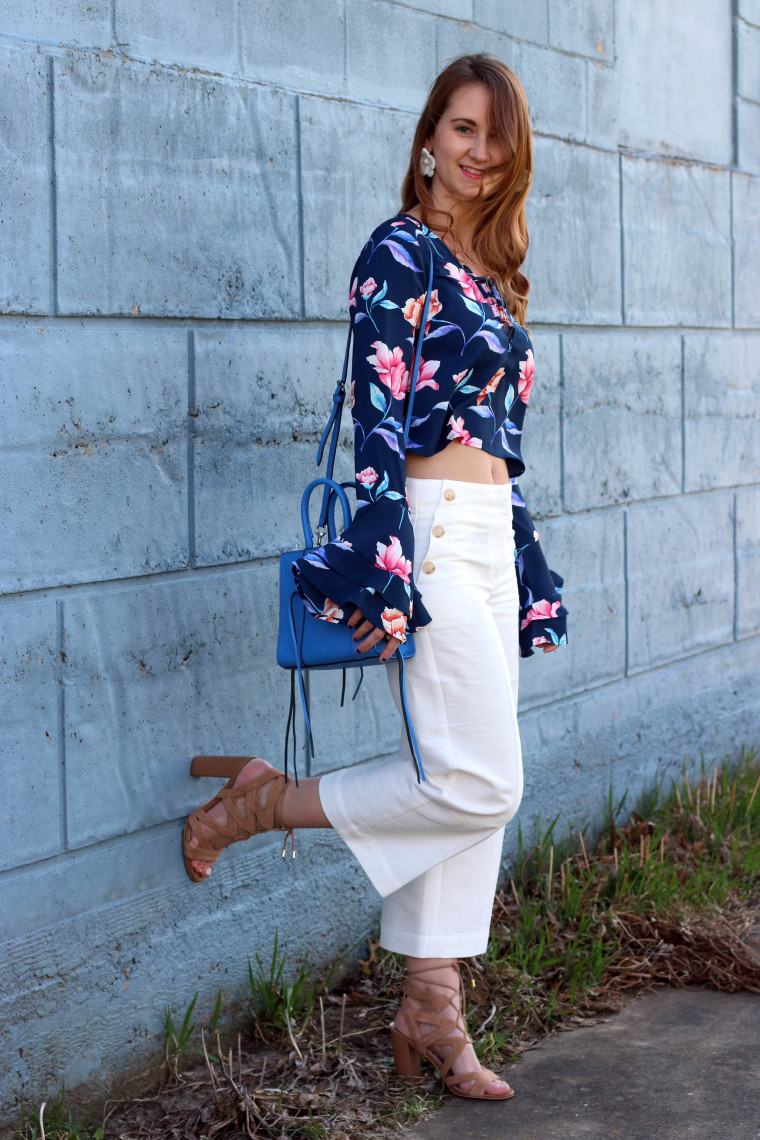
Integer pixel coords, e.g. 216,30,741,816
62,569,281,847
684,333,760,492
627,495,735,672
548,0,613,60
0,601,61,871
740,1,760,27
193,323,349,564
518,332,561,519
562,332,682,511
518,636,760,869
614,0,732,166
525,137,621,325
0,0,110,45
0,826,380,1116
345,0,437,110
622,157,732,328
586,58,619,150
406,0,472,17
737,96,760,175
300,96,417,320
519,510,626,710
733,173,760,329
0,47,50,315
0,327,187,594
54,56,299,318
473,0,548,44
737,488,760,637
437,18,515,69
738,18,760,102
515,42,586,143
239,0,345,96
114,0,237,75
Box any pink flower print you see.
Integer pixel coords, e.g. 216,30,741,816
416,358,440,391
360,277,377,298
532,635,549,646
444,263,485,303
520,599,561,630
402,289,442,334
349,277,357,309
320,598,344,623
446,415,483,449
452,370,468,384
381,607,407,642
375,535,412,583
518,349,534,404
356,467,378,487
367,341,409,399
476,367,505,405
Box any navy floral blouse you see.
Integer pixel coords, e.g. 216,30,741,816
293,213,568,659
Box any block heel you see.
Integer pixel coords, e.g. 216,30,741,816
390,1025,422,1080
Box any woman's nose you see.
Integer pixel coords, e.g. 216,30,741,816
469,135,490,162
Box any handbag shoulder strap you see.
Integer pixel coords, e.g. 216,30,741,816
315,236,435,532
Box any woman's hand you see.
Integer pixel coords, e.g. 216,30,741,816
347,606,403,664
541,644,558,652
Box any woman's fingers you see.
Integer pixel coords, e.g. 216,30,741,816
379,636,402,664
542,644,558,652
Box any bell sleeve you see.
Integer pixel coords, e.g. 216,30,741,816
292,222,436,644
511,480,568,658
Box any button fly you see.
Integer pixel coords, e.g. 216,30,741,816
422,561,436,574
443,488,456,501
432,524,444,537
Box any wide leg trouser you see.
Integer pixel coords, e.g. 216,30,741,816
318,476,522,958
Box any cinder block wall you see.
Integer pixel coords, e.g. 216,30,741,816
2,0,759,1116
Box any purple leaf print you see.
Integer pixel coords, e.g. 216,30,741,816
474,329,504,351
380,239,420,270
425,324,459,340
374,427,401,452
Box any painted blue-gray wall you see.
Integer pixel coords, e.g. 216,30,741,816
2,0,759,1118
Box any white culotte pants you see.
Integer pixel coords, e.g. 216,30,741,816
318,476,522,958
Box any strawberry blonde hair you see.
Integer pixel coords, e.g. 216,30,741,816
400,54,533,325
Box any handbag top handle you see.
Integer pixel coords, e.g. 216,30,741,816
314,238,436,536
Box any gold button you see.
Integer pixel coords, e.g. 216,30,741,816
432,524,445,537
422,560,436,574
444,488,455,501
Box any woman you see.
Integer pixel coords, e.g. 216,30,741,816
184,54,567,1102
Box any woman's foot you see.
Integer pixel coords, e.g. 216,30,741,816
394,961,512,1098
186,758,279,879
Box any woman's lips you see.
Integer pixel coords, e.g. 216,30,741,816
460,165,484,180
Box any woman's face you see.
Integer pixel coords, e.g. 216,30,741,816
426,82,506,207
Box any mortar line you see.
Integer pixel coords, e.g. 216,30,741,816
558,333,566,513
342,0,348,86
46,56,58,317
623,508,629,677
295,95,306,320
730,171,736,329
56,599,68,851
618,151,625,326
733,489,739,641
731,0,739,168
680,335,686,494
110,0,117,44
187,330,197,568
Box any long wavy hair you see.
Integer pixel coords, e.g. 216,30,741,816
400,54,533,325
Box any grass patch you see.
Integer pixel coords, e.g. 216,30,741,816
15,749,760,1140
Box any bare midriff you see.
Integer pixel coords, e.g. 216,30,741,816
406,440,511,485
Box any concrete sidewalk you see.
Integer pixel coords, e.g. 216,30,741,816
399,988,760,1140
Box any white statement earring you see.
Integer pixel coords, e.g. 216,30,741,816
420,147,436,178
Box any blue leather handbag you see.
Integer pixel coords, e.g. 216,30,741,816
277,240,435,785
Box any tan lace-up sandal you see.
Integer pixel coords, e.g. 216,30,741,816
183,755,294,883
390,960,514,1101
